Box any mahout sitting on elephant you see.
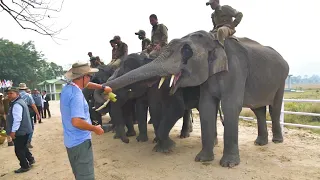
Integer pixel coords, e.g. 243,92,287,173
97,30,289,167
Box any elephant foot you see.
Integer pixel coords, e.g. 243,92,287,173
113,133,120,139
219,154,240,168
102,124,114,133
272,135,283,144
195,149,214,162
179,130,190,139
113,130,129,143
136,134,148,142
152,137,159,143
254,136,268,146
126,130,136,137
152,138,176,153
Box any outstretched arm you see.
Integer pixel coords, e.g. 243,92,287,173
224,5,243,28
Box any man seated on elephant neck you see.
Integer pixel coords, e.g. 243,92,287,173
108,35,128,69
206,0,243,47
148,14,168,59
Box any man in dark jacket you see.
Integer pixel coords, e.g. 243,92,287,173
5,87,35,173
42,90,51,118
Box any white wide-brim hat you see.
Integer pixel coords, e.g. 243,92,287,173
64,62,99,80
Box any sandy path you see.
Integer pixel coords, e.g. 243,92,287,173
0,101,319,180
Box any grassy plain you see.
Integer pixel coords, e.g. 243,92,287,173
240,84,320,134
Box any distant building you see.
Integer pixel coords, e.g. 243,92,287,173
37,78,66,100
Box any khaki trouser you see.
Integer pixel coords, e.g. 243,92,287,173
211,26,236,47
108,58,121,69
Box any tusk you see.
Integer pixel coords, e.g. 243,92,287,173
95,99,110,111
158,77,166,89
169,75,174,87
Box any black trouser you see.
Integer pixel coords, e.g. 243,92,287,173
43,102,51,118
33,106,42,123
13,134,35,169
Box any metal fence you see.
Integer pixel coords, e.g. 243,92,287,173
236,99,320,134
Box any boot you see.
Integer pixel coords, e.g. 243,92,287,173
27,142,33,148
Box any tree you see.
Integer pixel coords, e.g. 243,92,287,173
0,38,64,88
0,0,66,38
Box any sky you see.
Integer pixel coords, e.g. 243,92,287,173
0,0,319,76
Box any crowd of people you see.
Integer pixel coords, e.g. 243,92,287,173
0,83,51,173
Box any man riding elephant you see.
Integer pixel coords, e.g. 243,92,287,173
108,36,128,69
135,30,151,51
110,39,118,62
206,0,243,47
147,14,168,59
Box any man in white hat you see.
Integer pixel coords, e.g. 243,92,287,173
60,62,104,180
18,83,40,148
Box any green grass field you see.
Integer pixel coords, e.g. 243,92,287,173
240,84,320,134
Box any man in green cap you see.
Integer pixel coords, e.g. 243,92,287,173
135,30,151,51
206,0,243,47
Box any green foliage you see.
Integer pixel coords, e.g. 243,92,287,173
0,38,63,88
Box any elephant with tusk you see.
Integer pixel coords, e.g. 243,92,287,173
96,30,289,168
93,53,197,145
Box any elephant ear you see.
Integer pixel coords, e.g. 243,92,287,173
208,46,229,75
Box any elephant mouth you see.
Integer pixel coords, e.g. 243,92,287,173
158,69,187,95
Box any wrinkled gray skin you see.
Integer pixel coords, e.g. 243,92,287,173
98,30,289,167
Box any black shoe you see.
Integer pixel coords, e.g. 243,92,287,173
8,141,14,146
14,167,30,173
29,159,35,166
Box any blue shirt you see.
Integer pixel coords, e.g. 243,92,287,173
60,83,92,148
19,91,35,106
32,93,42,106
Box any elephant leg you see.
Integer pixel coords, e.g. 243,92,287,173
136,97,149,142
270,86,285,143
195,87,218,162
153,92,185,153
251,106,268,146
123,101,136,137
110,103,129,143
219,99,242,167
148,102,161,142
180,109,192,138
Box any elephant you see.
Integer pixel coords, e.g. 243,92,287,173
94,53,195,145
96,30,290,168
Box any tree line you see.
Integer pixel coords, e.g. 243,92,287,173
289,75,320,84
0,38,64,88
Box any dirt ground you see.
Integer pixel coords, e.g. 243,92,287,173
1,101,320,180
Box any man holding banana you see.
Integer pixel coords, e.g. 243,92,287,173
60,62,108,180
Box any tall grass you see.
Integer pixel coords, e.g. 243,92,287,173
240,87,320,134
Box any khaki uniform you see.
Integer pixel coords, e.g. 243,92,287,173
142,38,151,51
109,42,128,69
149,23,168,58
210,5,243,46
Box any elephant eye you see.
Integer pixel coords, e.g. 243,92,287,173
181,44,193,64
